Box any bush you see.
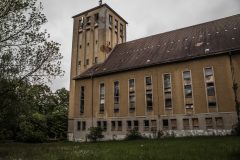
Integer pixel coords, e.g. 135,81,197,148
125,128,143,140
232,121,240,136
87,127,104,142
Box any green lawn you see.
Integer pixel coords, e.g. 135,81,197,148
0,136,240,160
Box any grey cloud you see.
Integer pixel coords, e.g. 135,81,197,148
40,0,240,90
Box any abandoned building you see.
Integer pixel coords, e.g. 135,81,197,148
68,3,240,141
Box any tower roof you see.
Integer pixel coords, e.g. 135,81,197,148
74,14,240,80
72,3,128,24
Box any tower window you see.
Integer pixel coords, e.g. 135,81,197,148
86,16,91,26
86,59,89,65
115,19,118,29
94,13,99,24
80,45,82,49
109,15,112,25
78,61,81,66
95,57,98,63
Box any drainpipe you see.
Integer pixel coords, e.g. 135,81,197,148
229,52,240,122
91,71,94,127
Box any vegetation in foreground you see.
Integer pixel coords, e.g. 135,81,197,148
0,136,240,160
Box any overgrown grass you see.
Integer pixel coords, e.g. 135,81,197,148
0,136,240,160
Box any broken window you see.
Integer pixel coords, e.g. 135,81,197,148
205,117,213,129
111,121,116,131
118,121,122,131
145,76,153,111
171,119,177,130
114,81,120,112
99,83,105,113
204,67,217,108
151,120,157,131
127,121,132,131
144,120,150,131
129,79,136,112
134,120,139,130
80,86,85,114
164,74,172,109
162,119,169,130
77,121,81,131
82,121,86,131
215,117,224,129
183,119,190,130
192,118,199,129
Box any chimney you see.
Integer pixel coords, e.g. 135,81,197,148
99,0,102,6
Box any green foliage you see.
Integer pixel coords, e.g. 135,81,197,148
0,137,240,160
232,121,240,136
87,127,104,142
125,128,143,140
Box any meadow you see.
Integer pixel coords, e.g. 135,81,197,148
0,136,240,160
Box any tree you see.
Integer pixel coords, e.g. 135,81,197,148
87,127,104,142
0,0,63,85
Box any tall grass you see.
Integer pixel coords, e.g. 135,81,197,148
0,136,240,160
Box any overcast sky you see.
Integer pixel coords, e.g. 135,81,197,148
41,0,240,91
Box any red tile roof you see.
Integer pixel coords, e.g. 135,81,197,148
74,14,240,80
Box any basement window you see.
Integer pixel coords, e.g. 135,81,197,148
162,119,169,130
144,120,150,131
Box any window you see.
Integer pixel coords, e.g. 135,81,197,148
97,121,107,131
205,118,213,129
109,15,112,25
134,120,139,130
79,18,84,29
86,59,89,65
103,121,107,131
144,120,150,131
183,119,190,130
95,57,98,64
183,70,194,109
164,74,172,109
94,13,99,24
145,76,153,111
111,121,116,131
192,118,199,129
129,79,136,112
77,121,81,131
118,121,122,131
171,119,177,130
86,16,91,26
127,121,132,131
151,120,157,131
97,121,101,128
162,119,169,130
77,121,86,131
215,117,223,129
99,83,105,113
78,61,81,66
115,19,118,29
120,24,123,32
82,121,86,131
114,81,120,112
204,67,217,108
207,83,215,96
80,86,84,114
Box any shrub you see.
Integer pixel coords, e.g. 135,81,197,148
87,127,104,142
232,121,240,136
125,128,143,140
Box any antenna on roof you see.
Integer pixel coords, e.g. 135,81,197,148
99,0,102,6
